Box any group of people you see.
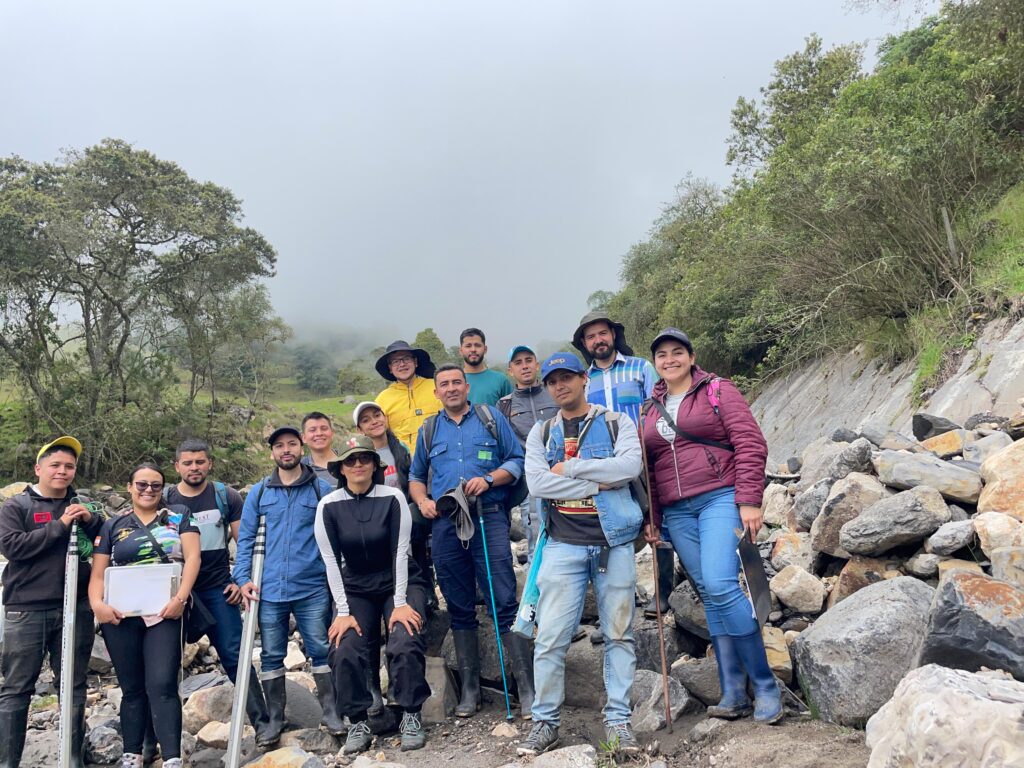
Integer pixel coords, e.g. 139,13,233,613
0,316,782,767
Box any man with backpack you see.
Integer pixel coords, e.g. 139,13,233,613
518,353,644,757
572,311,673,618
408,364,534,719
166,438,271,743
0,437,103,768
233,426,340,745
497,344,559,565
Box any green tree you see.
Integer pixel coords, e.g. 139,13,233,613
337,363,375,395
0,139,278,478
412,327,451,366
293,343,339,395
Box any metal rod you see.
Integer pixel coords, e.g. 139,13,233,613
57,518,79,768
226,514,266,768
640,433,674,733
476,496,513,720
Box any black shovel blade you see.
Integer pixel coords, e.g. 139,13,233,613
737,536,772,627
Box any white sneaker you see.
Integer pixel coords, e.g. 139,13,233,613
121,755,143,768
162,760,183,768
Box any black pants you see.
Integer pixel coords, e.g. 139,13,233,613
411,522,436,598
102,617,182,758
0,602,94,713
329,585,430,719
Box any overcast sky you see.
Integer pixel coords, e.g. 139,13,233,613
1,1,935,358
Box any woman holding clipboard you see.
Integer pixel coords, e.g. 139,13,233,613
640,329,782,725
88,463,200,768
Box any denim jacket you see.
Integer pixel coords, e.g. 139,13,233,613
524,405,643,547
233,466,333,602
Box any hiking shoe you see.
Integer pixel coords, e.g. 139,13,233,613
605,721,641,754
343,720,373,755
161,760,183,768
399,711,426,751
516,721,559,756
120,756,143,768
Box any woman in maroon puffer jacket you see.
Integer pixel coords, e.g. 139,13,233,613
641,328,782,725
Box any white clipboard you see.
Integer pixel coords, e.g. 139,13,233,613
103,564,180,617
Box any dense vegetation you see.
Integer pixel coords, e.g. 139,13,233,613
607,0,1024,389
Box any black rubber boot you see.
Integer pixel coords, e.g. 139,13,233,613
0,706,28,768
244,668,272,741
259,675,286,746
453,629,481,717
313,671,346,736
502,631,535,720
643,546,675,618
69,704,87,768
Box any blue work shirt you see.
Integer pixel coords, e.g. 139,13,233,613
409,403,525,507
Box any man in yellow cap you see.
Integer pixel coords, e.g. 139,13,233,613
0,436,104,767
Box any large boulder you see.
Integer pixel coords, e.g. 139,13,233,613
243,747,325,768
0,481,29,501
669,654,720,706
990,546,1024,589
963,430,1013,464
761,626,792,684
978,437,1024,520
421,655,458,725
912,413,962,441
797,438,848,488
919,429,972,459
634,615,701,673
667,581,709,640
919,570,1024,681
182,682,234,734
629,669,697,733
810,472,890,557
924,519,976,555
770,531,815,573
792,479,832,532
761,483,793,527
827,556,901,608
562,628,605,709
865,665,1024,768
872,450,982,504
839,486,951,556
769,565,825,614
792,577,935,726
973,511,1024,558
496,745,597,768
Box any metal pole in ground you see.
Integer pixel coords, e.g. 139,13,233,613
476,497,514,720
226,514,267,768
57,518,80,768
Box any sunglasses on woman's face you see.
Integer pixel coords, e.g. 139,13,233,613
133,481,164,492
341,454,374,468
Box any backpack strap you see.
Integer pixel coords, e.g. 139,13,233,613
475,404,500,441
706,377,724,416
650,399,734,452
496,394,512,420
213,481,231,547
422,414,439,454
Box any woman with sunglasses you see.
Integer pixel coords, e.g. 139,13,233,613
314,436,431,755
640,329,782,725
88,463,201,768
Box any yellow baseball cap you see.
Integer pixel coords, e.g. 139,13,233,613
36,436,83,463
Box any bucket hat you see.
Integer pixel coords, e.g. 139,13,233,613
327,435,386,484
374,340,437,382
571,311,634,364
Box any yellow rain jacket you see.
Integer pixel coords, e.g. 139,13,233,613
375,376,441,455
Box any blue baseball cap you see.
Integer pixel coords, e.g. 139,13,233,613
508,344,536,363
540,352,586,382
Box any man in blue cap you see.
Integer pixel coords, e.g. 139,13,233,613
497,344,559,564
519,353,644,756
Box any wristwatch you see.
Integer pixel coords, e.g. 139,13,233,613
484,474,495,488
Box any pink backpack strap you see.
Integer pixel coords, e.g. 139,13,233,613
707,377,723,416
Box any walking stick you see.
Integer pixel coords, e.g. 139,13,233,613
640,435,674,734
226,514,267,768
57,517,79,768
475,496,514,721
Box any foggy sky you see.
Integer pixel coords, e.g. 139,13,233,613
1,1,934,358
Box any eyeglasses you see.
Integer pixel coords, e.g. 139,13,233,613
341,454,375,467
133,481,164,492
388,355,415,366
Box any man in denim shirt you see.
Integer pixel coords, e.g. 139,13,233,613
409,364,532,719
233,426,339,745
519,353,644,757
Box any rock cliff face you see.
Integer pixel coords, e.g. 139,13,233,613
751,316,1024,464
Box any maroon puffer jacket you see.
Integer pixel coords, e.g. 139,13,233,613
642,366,767,530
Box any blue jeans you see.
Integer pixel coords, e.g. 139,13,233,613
531,540,636,726
661,487,757,637
432,505,518,631
257,589,332,678
195,586,245,681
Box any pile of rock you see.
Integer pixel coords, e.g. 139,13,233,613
658,408,1024,752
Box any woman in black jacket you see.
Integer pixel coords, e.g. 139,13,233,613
315,435,431,755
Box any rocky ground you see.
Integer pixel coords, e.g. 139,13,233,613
3,402,1024,767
